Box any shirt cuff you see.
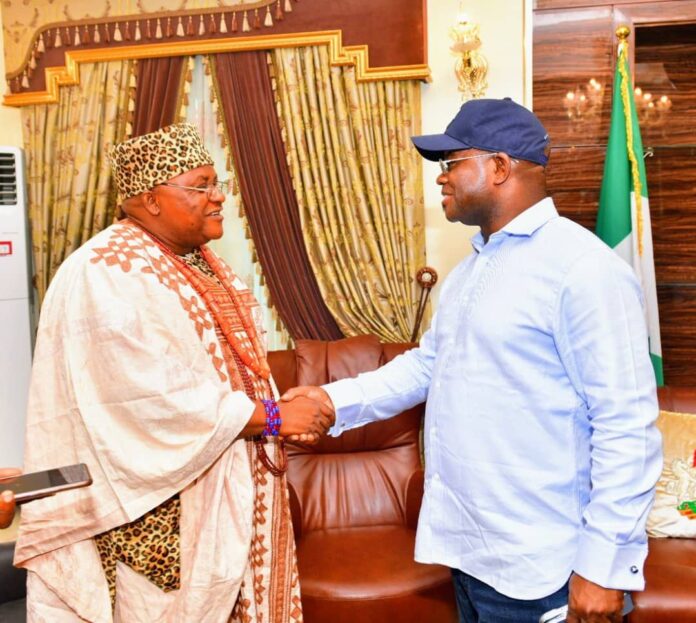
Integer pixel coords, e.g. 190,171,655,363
573,528,648,591
323,378,372,437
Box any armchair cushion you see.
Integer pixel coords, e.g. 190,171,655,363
297,525,450,600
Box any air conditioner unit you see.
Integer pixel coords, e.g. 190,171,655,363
0,146,34,468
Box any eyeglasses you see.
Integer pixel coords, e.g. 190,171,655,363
438,152,521,174
159,180,229,197
438,153,496,174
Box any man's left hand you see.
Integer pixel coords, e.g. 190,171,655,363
566,573,624,623
0,468,21,529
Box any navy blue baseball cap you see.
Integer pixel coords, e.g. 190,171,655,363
411,98,550,166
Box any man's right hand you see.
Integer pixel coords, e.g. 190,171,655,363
280,386,335,443
278,394,335,442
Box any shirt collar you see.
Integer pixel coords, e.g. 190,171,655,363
471,197,558,252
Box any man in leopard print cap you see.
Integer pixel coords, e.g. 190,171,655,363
15,123,332,623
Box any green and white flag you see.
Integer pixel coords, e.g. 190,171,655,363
596,32,664,385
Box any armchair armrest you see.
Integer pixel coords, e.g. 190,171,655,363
405,468,424,530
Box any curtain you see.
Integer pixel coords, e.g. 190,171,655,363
22,60,133,304
271,46,426,342
211,51,343,341
185,55,291,350
132,56,187,136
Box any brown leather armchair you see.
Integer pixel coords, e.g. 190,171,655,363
268,335,458,623
627,386,696,623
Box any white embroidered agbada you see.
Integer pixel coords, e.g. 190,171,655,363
15,221,301,623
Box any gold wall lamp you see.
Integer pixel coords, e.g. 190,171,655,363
449,4,488,100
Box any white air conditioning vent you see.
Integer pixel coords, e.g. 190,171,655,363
0,152,17,206
0,145,33,467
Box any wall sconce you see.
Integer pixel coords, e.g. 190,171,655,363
449,6,488,101
562,77,672,131
634,87,672,128
563,77,604,123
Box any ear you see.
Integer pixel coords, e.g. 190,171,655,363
142,191,161,216
491,152,514,185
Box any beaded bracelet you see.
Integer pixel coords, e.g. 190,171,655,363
261,398,282,437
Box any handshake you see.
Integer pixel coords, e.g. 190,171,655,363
275,386,336,444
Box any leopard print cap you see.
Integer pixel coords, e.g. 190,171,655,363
110,123,215,199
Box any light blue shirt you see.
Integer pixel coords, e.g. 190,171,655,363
324,198,662,600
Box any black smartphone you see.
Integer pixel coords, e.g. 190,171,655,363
0,463,92,503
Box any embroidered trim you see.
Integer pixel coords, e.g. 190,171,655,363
90,222,227,382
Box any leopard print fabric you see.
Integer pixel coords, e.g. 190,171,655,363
181,248,219,280
109,123,214,199
94,495,181,607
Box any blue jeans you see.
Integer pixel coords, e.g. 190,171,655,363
451,569,569,623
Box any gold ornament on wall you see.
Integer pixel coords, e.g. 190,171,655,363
449,4,488,101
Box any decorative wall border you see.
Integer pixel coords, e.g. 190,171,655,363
3,29,431,107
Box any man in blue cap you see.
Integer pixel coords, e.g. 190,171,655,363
283,98,661,623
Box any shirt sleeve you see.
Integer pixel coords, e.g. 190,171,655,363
324,311,439,436
554,249,662,591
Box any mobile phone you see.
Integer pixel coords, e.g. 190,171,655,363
539,591,633,623
0,463,92,504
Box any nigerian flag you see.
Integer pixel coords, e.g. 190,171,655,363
596,30,664,385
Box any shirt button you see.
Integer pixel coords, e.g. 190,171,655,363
630,566,639,574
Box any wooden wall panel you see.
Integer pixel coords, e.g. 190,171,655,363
635,30,696,146
533,7,614,146
614,1,696,27
657,286,696,386
546,146,605,192
545,146,604,229
646,148,696,283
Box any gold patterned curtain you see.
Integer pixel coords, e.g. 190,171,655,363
22,60,133,303
270,46,425,342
